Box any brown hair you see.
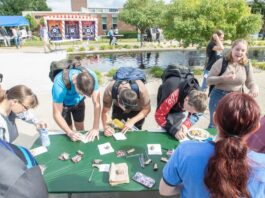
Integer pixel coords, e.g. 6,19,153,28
188,90,207,113
76,72,95,97
119,88,138,110
226,39,249,65
204,92,260,198
0,85,38,108
211,30,224,43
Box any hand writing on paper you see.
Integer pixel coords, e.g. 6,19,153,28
121,119,134,134
104,126,115,137
68,132,82,142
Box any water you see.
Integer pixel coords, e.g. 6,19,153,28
69,48,265,72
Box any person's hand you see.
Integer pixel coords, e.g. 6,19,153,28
121,119,135,134
175,125,188,140
223,71,236,81
35,120,47,130
85,128,99,142
104,126,115,137
67,131,82,142
249,91,259,98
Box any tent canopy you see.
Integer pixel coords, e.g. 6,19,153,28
0,16,29,27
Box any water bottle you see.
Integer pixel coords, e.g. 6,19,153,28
39,128,50,147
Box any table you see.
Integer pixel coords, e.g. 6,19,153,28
33,130,216,194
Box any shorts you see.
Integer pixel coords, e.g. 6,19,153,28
62,99,85,126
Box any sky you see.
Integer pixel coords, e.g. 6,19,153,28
46,0,171,11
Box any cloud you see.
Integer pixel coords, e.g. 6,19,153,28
46,0,71,11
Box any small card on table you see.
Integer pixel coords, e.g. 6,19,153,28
147,144,162,155
98,142,114,155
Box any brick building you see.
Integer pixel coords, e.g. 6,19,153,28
71,0,87,11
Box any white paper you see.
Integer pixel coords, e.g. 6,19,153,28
48,131,66,135
30,146,48,156
98,164,110,172
113,132,127,140
147,144,162,155
79,133,90,143
98,142,114,155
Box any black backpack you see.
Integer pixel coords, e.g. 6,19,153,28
112,67,146,99
49,59,94,90
161,64,194,83
208,58,249,96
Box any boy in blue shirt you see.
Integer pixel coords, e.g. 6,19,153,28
52,67,100,142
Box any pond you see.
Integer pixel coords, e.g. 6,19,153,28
69,48,265,72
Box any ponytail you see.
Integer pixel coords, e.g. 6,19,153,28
204,136,250,198
0,87,6,103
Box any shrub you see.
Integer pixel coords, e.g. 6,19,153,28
123,44,131,49
100,45,108,50
89,46,95,51
192,69,203,75
93,69,103,85
150,66,163,78
79,46,86,51
67,48,74,52
119,31,138,39
106,68,118,77
133,45,140,49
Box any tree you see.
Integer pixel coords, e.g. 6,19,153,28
0,0,51,15
25,14,39,31
250,0,265,38
119,0,165,46
161,0,263,47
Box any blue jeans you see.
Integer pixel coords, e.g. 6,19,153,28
208,88,230,128
201,70,209,91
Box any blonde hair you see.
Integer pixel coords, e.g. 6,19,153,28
188,90,208,113
226,39,249,65
0,85,38,108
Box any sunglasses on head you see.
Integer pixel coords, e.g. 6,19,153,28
118,97,138,111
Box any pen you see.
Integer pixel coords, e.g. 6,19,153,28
88,169,95,182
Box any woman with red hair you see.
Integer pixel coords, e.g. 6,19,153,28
159,92,265,198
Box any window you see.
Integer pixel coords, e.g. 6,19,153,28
112,17,117,29
102,17,107,31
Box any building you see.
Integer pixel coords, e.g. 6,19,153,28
71,0,87,12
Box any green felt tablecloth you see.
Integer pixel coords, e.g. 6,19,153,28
33,130,216,193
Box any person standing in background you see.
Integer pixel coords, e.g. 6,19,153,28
201,30,224,91
11,27,20,49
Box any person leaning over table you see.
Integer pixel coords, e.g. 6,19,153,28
207,39,259,128
155,70,208,140
102,79,151,136
52,63,101,142
160,92,265,198
0,85,47,143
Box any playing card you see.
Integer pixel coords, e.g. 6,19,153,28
79,133,90,143
97,142,114,155
113,132,127,140
147,144,162,155
30,146,48,157
116,150,126,157
132,172,155,188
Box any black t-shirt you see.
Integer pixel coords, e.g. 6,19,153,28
205,41,222,71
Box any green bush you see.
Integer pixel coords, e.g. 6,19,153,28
106,68,118,77
149,66,163,78
108,45,115,50
252,61,265,70
192,69,203,75
119,31,138,39
93,69,103,85
79,46,86,51
99,45,108,50
123,44,131,49
133,45,140,49
89,46,95,51
67,48,74,52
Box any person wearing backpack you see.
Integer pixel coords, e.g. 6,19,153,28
51,60,100,142
207,39,259,128
0,138,48,197
155,65,208,140
201,30,224,91
0,85,47,143
102,67,151,135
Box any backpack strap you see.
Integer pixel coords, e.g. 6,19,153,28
62,66,95,91
111,80,140,99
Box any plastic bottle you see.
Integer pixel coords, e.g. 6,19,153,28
39,128,50,147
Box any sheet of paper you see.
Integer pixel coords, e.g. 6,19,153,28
147,144,162,155
113,132,127,140
79,133,90,143
30,146,48,157
98,164,110,172
98,142,114,155
48,131,66,135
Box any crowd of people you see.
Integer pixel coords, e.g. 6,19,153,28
0,30,264,197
